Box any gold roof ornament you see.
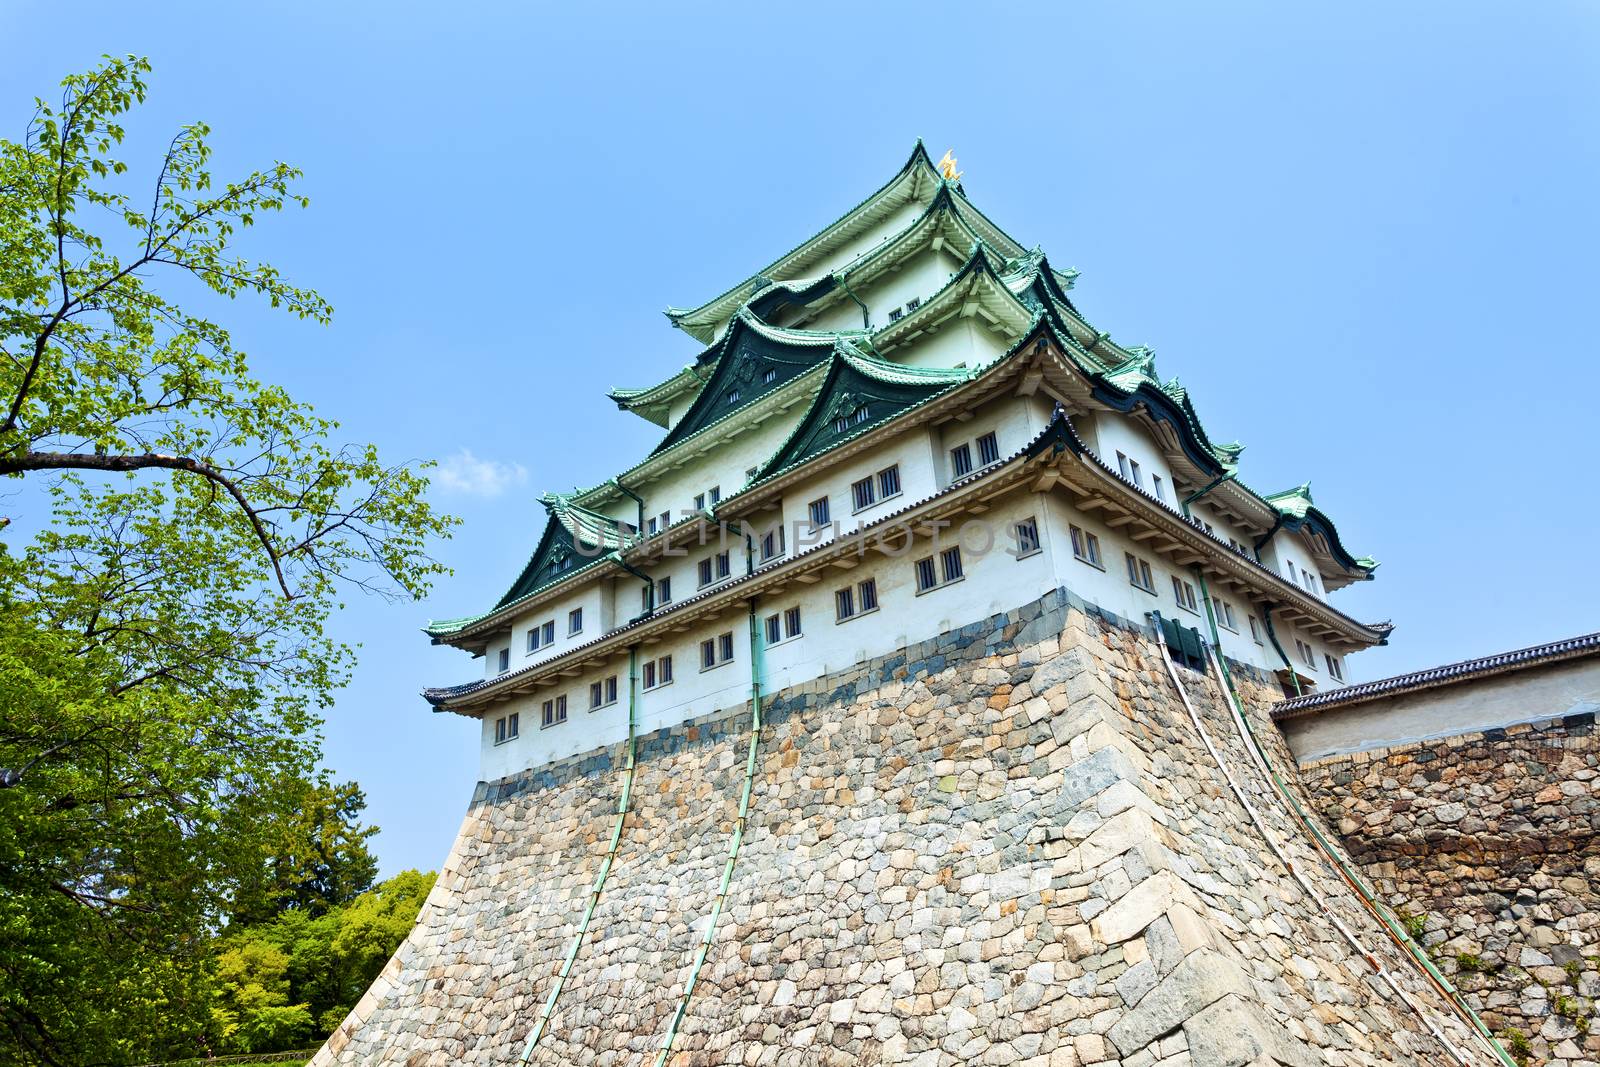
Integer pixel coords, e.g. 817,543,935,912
937,149,963,182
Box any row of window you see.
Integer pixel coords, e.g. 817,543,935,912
495,604,585,674
884,296,922,323
950,431,1000,478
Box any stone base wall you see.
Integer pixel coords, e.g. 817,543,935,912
314,589,1496,1066
1298,716,1600,1067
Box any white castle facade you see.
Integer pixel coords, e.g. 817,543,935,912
424,145,1388,783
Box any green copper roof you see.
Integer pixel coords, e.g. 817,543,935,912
607,364,708,427
665,142,1030,342
648,310,867,457
753,350,973,480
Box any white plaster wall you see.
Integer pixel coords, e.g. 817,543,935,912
1281,657,1600,763
1087,414,1180,506
482,582,610,681
888,318,1010,371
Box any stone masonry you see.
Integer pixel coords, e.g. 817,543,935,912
1298,716,1599,1067
313,589,1499,1065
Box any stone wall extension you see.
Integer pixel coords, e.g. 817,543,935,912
1299,717,1600,1067
313,590,1496,1066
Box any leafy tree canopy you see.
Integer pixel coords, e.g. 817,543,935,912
0,56,455,1065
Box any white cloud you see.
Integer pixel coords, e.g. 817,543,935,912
435,448,528,499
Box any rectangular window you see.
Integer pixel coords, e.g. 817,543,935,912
1014,517,1041,557
878,464,901,498
1248,616,1263,645
784,607,802,639
1125,552,1155,593
1296,639,1316,669
760,526,784,561
719,632,734,662
764,613,782,645
507,712,519,738
541,697,566,728
660,656,672,684
858,577,878,612
950,442,973,477
656,576,672,605
497,648,510,673
915,556,938,592
808,496,831,529
727,388,740,405
606,675,617,703
716,550,731,579
568,608,583,635
888,306,904,322
527,628,540,653
495,715,517,744
1325,654,1344,681
1172,577,1199,613
693,492,705,511
643,660,656,688
763,368,777,384
647,516,659,535
1152,475,1166,502
835,585,855,621
542,620,556,646
698,557,714,587
1116,451,1143,487
1069,524,1103,568
658,511,670,531
701,637,716,671
1219,601,1238,632
977,431,1000,466
851,475,876,512
940,546,963,582
709,485,721,505
589,680,604,709
905,296,921,312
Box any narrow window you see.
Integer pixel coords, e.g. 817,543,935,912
659,656,673,684
905,296,921,311
555,696,567,724
542,699,555,728
727,388,740,405
1172,578,1198,613
1014,517,1040,557
542,620,555,646
605,675,617,703
762,368,776,385
835,586,855,621
852,475,876,512
698,557,714,587
808,497,831,529
761,527,783,561
647,516,659,535
1219,602,1238,631
716,550,731,579
950,442,973,477
1297,640,1315,668
643,660,657,688
1070,524,1102,568
507,712,519,738
497,648,510,673
887,306,904,322
784,606,802,639
1248,616,1263,645
1116,451,1131,481
718,632,734,662
569,607,583,635
709,485,721,505
764,613,782,645
1126,553,1154,593
693,492,705,511
1325,654,1344,681
657,576,672,604
527,629,540,653
658,511,670,531
858,578,878,612
878,465,901,498
495,716,507,744
977,431,999,466
1152,475,1165,502
701,638,716,671
941,546,963,582
590,681,603,708
915,556,938,592
642,585,654,612
746,466,759,481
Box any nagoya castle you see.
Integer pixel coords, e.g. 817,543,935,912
312,145,1581,1067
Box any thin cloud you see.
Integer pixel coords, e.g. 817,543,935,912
435,449,528,499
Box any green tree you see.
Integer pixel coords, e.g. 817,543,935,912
232,779,381,926
0,57,454,1065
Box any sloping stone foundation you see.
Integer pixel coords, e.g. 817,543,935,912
1299,717,1600,1066
313,589,1496,1065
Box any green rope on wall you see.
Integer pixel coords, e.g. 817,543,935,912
518,648,642,1063
652,602,765,1067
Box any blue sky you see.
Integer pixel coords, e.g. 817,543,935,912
7,2,1598,876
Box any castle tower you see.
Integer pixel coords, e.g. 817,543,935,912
313,146,1512,1066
